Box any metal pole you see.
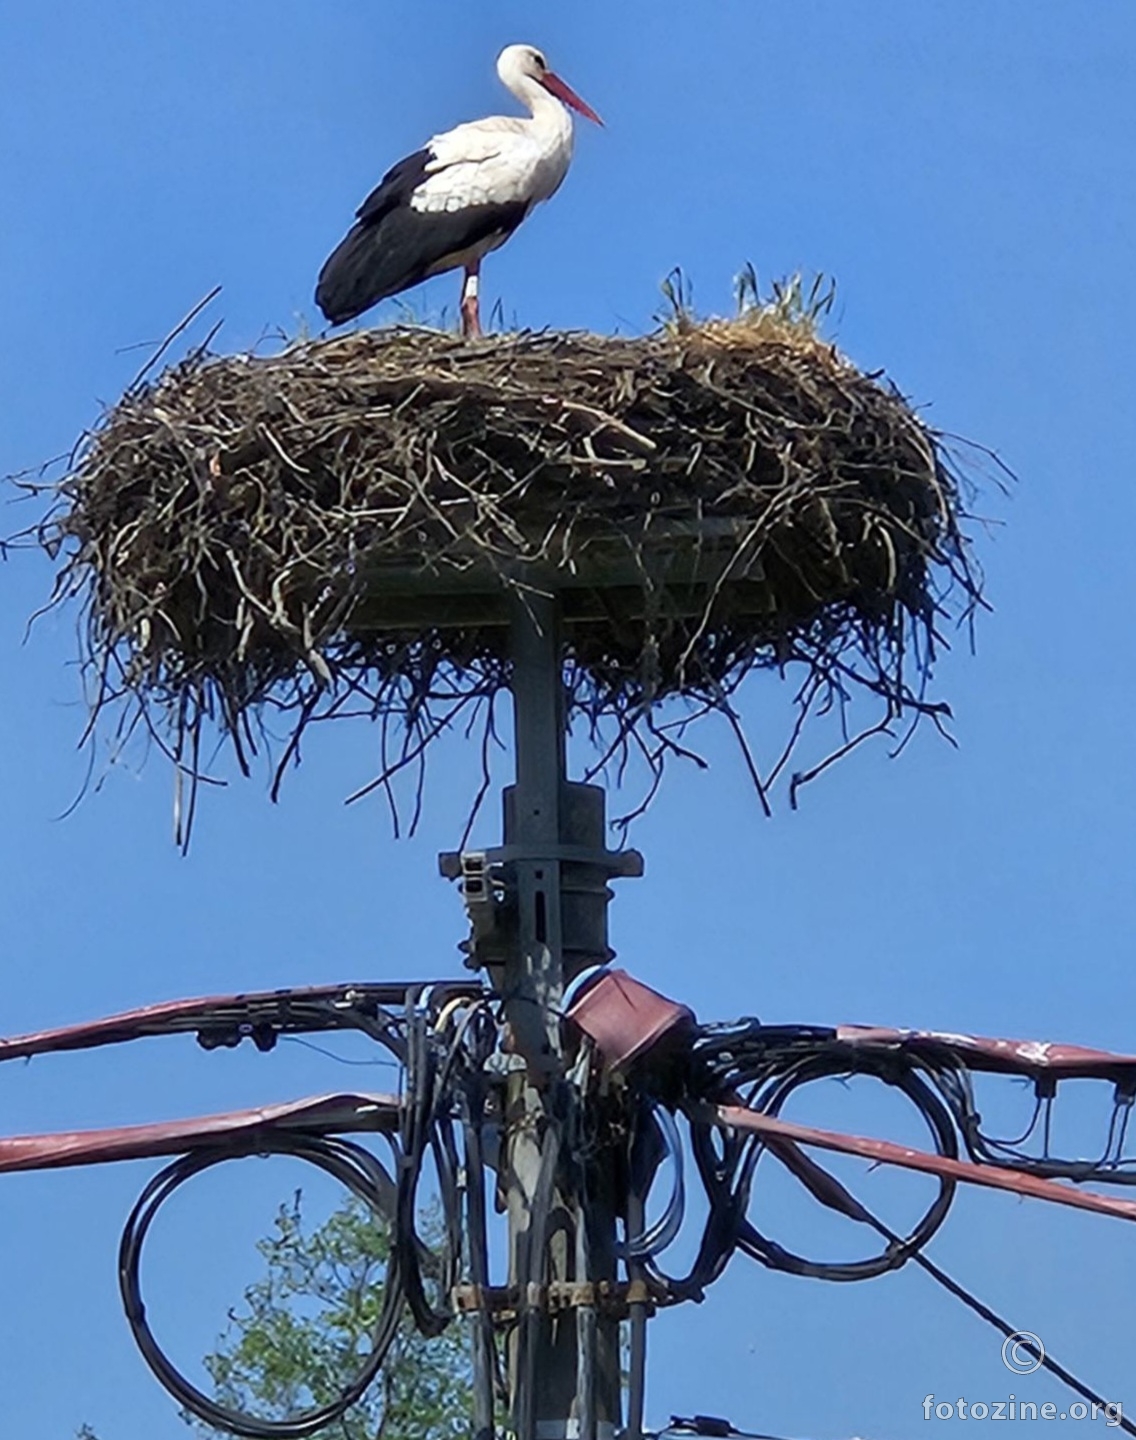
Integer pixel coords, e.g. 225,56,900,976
505,587,566,1075
504,588,573,1440
438,586,636,1439
503,587,622,1440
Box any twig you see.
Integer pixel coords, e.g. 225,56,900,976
126,285,222,394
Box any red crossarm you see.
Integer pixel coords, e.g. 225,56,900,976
0,1092,401,1174
0,980,476,1062
836,1023,1136,1080
716,1103,1136,1225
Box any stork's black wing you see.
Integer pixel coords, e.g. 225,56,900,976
354,149,434,226
315,145,528,327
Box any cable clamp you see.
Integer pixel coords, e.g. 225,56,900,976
451,1280,653,1319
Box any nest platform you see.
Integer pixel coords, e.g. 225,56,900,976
46,310,981,812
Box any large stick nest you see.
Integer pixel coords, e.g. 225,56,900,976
41,303,983,828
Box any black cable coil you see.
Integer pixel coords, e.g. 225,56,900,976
119,1133,407,1440
732,1050,958,1282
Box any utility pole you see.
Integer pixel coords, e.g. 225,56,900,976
443,585,642,1439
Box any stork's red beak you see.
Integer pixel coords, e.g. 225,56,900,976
540,70,604,126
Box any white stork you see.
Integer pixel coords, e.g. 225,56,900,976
315,43,602,337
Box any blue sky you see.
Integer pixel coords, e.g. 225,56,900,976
2,2,1136,1436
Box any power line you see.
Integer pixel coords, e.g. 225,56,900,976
753,1129,1135,1438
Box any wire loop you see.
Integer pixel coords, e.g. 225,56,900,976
119,1133,405,1440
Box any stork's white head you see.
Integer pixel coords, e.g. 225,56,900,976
497,43,603,125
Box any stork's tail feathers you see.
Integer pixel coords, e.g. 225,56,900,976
316,218,415,327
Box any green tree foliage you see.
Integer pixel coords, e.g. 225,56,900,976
188,1192,472,1440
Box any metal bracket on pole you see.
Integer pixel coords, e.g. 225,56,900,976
438,841,644,986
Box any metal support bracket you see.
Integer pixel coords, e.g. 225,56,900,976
451,1280,655,1321
439,840,643,979
439,850,516,974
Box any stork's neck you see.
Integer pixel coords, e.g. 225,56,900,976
508,74,573,140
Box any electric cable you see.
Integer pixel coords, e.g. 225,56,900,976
642,1045,959,1302
693,1021,1136,1188
910,1247,1133,1435
118,989,488,1439
619,1103,685,1262
640,1115,749,1303
762,1131,1136,1438
866,1041,1136,1185
662,1419,803,1440
118,1133,405,1440
733,1050,958,1282
280,1035,401,1069
575,1194,598,1440
461,1077,497,1440
624,1142,650,1440
394,995,481,1339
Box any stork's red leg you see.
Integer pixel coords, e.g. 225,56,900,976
460,263,483,338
